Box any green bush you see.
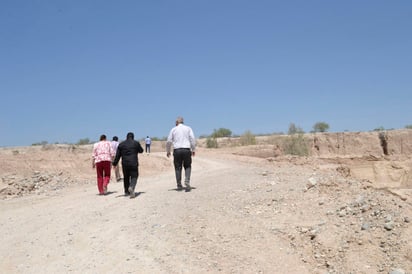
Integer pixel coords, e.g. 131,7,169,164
206,137,218,148
405,125,412,129
239,130,256,146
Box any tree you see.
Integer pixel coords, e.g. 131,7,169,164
405,125,412,129
77,138,91,145
312,122,330,133
288,123,304,135
373,126,385,132
211,128,232,138
32,141,48,146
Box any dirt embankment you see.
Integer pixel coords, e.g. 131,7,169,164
1,129,411,198
197,129,412,157
198,130,412,189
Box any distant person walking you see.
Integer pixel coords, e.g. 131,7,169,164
112,132,144,198
145,136,152,154
92,134,115,195
166,116,196,191
111,136,122,182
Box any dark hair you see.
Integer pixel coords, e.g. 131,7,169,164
112,136,118,141
100,134,106,141
126,132,134,139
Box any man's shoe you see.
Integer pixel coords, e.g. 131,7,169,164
103,186,108,195
129,187,135,198
177,184,183,191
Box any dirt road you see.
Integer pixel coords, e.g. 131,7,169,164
0,152,307,273
0,149,411,273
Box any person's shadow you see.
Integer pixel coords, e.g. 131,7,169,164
97,191,118,196
115,191,146,198
168,187,197,192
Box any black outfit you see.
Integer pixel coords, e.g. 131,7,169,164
112,137,144,195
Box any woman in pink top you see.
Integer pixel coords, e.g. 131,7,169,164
92,134,115,195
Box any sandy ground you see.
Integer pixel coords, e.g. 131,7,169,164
0,140,411,273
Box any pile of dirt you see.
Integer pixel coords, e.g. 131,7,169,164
0,144,171,198
252,156,412,272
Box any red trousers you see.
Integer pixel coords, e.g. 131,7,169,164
95,161,111,194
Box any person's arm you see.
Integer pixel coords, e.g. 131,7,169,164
92,144,97,168
112,146,121,166
109,142,116,159
189,128,196,155
166,129,173,157
137,141,144,154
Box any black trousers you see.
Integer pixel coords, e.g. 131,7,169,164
173,148,192,185
122,165,139,193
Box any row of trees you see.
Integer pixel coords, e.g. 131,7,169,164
204,122,412,154
210,122,330,139
205,122,329,149
32,122,412,147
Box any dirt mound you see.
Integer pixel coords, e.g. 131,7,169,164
0,144,171,198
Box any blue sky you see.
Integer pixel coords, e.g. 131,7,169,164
1,1,411,146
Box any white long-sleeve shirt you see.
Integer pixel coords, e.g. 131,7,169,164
166,124,196,153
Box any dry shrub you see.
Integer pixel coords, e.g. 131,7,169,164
240,130,256,146
283,133,309,156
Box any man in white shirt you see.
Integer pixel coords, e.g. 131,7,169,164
166,116,196,191
145,136,151,154
111,136,122,182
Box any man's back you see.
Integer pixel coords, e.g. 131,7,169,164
167,124,196,151
115,139,143,166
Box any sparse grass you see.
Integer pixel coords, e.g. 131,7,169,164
239,130,256,146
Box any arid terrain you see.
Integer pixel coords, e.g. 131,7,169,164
0,130,411,273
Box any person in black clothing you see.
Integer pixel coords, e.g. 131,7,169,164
112,132,144,198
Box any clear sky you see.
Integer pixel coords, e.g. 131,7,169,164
1,1,411,147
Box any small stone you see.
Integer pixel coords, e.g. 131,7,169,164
306,177,317,189
361,223,370,231
384,222,394,231
389,268,405,274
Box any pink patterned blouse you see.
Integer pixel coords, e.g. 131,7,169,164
92,140,115,163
